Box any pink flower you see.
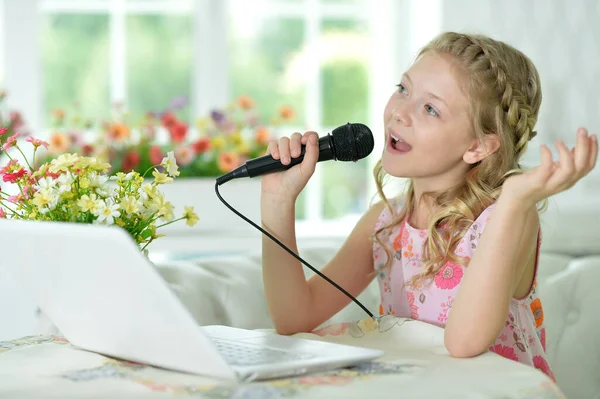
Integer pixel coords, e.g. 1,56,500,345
7,195,20,203
2,132,21,150
149,145,163,165
2,168,27,183
489,344,519,361
0,128,7,135
0,160,15,175
406,291,419,319
174,145,194,166
25,136,49,149
0,208,5,218
434,262,464,290
539,328,546,352
533,355,556,382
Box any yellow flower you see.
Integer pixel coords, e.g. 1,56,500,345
77,194,99,213
31,188,56,211
195,117,210,133
183,206,199,227
79,178,90,189
231,132,243,146
86,157,111,172
160,151,180,177
141,183,157,200
49,153,80,173
211,136,226,150
152,170,173,184
159,202,175,221
121,196,141,215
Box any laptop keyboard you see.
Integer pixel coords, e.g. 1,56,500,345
211,339,315,366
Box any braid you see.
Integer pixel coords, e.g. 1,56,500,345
461,35,538,155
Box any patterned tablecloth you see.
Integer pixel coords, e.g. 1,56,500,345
0,317,564,398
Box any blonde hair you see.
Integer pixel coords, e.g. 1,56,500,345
373,32,543,287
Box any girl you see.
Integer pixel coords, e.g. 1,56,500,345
259,32,598,380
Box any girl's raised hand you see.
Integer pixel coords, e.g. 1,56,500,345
502,127,598,207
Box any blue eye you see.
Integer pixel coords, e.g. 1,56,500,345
424,104,439,117
396,83,408,94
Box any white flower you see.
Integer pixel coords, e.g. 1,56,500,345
56,173,74,194
35,177,56,191
93,199,120,225
161,151,180,177
94,183,114,198
88,172,109,188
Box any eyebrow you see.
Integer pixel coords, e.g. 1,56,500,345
403,73,449,109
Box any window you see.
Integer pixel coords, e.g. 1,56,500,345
9,0,388,226
42,13,110,122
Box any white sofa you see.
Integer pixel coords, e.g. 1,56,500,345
147,195,600,399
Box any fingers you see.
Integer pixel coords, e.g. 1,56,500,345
290,132,303,158
268,132,317,166
267,140,279,160
301,132,320,175
548,140,575,188
278,136,291,165
589,134,599,172
573,128,591,176
537,144,554,182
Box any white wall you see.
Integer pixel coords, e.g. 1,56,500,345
439,0,600,170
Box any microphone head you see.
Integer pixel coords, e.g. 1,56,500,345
331,123,374,162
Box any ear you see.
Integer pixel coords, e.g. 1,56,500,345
463,134,501,164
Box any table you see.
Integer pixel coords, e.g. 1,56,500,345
0,317,565,398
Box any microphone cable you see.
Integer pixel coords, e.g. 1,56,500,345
214,181,374,318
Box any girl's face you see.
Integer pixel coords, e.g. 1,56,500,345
382,52,477,185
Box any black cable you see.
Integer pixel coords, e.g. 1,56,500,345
215,181,374,318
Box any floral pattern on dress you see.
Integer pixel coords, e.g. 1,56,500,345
373,200,555,381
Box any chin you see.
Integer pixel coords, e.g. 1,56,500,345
380,156,412,178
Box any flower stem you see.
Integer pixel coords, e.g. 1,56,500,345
155,216,185,228
140,238,154,252
15,145,34,172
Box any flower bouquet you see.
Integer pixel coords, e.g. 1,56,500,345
0,128,198,252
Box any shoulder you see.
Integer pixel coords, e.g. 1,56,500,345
464,201,540,248
372,196,404,230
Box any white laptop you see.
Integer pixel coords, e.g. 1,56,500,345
0,219,383,381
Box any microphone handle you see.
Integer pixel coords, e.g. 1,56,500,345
245,133,336,178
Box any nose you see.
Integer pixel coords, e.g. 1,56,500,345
391,103,411,126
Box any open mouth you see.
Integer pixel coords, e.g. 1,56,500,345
388,132,412,153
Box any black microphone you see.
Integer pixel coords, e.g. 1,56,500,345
216,122,374,185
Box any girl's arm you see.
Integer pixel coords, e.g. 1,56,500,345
444,196,539,357
445,130,597,357
261,200,383,335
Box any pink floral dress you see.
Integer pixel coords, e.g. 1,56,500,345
373,198,555,381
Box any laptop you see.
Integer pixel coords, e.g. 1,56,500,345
1,219,383,381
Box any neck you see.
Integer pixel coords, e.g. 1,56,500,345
408,171,468,229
